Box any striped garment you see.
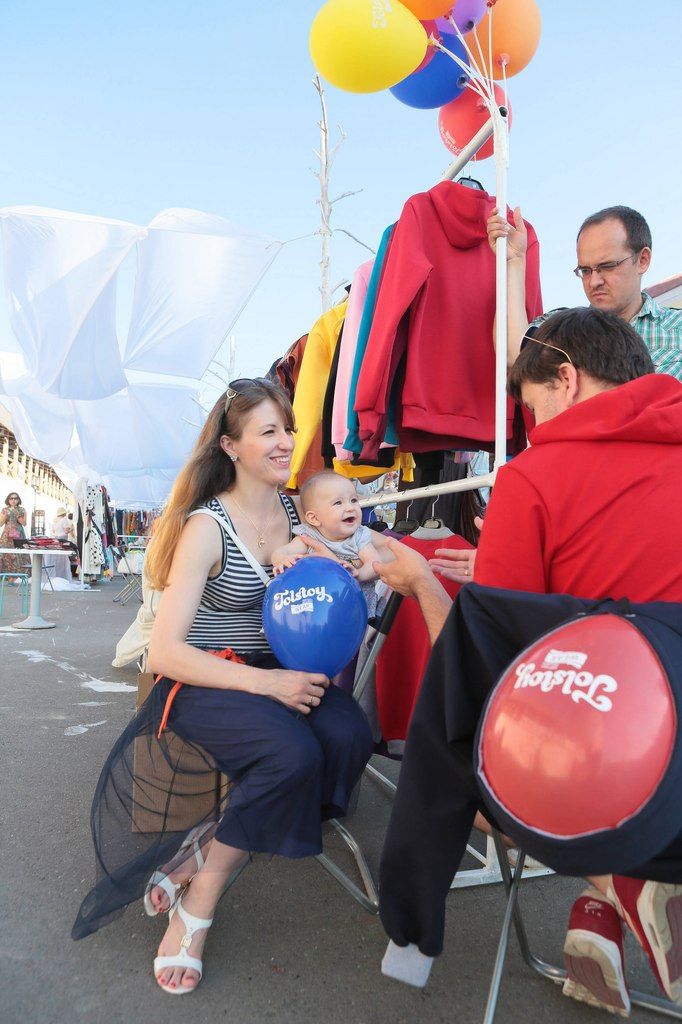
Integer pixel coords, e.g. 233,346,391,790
185,493,299,653
530,293,682,381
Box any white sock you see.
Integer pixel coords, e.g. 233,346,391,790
381,940,434,988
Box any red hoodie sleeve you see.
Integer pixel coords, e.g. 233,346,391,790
474,464,550,592
354,200,431,453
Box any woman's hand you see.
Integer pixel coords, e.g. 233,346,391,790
262,669,330,714
429,548,477,584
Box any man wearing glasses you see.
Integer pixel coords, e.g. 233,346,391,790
488,204,682,379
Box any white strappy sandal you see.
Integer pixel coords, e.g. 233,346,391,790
154,898,213,995
143,827,207,917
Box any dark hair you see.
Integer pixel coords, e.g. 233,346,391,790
508,307,655,403
577,206,652,252
146,378,294,589
5,492,21,505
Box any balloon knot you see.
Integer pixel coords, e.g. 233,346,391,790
496,52,510,67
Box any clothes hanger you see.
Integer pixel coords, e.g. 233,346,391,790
393,499,419,536
412,495,454,540
456,174,485,191
421,494,443,530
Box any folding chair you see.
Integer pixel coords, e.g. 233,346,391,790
111,545,143,605
41,564,56,592
483,830,682,1022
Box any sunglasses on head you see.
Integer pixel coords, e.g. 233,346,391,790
223,377,276,415
520,335,573,365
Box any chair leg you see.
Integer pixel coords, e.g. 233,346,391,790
480,833,528,1024
315,818,379,915
491,830,682,1020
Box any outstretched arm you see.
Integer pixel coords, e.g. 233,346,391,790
271,536,309,575
356,541,382,582
373,537,452,645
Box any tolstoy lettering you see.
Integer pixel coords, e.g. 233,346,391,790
273,586,334,613
371,0,392,30
514,661,617,713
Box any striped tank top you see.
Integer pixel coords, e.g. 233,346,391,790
184,493,299,653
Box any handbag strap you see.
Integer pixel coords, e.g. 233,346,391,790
188,506,271,587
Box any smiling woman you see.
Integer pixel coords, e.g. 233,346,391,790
72,377,373,999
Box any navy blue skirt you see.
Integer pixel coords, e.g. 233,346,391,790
72,651,372,940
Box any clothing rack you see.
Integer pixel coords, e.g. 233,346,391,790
358,112,508,513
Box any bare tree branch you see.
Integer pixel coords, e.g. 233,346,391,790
330,188,363,205
332,228,377,255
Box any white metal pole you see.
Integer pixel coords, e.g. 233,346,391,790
493,107,509,474
441,118,494,182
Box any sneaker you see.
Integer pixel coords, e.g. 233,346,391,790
563,887,630,1016
609,875,682,1005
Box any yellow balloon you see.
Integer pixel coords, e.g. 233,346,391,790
310,0,428,94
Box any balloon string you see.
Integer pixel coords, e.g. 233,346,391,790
432,39,492,107
444,15,496,105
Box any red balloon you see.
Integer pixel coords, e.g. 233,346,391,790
438,83,511,160
478,616,676,838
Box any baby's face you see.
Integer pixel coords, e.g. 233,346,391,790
305,479,362,540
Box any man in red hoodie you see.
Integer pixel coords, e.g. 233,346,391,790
375,307,682,1010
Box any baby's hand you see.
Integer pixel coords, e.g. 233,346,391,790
273,555,303,575
339,560,359,577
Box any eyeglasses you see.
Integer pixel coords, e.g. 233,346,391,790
573,252,639,280
521,335,573,365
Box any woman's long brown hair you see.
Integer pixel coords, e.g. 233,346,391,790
146,379,294,590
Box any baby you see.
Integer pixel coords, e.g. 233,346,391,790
272,471,381,614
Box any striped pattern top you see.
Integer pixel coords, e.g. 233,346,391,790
185,493,299,653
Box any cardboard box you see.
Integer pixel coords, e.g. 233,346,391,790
132,672,230,833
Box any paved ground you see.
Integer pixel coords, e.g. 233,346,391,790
0,581,665,1023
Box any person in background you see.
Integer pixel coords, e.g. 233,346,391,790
0,491,29,578
51,506,70,540
488,203,682,374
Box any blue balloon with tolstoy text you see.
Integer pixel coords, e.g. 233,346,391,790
263,557,368,677
390,31,468,110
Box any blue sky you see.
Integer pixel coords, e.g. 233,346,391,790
2,0,681,379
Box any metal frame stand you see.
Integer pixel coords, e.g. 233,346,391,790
483,830,682,1022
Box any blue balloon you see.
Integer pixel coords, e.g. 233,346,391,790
390,32,468,110
263,557,367,678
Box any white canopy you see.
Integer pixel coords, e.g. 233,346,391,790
0,205,281,506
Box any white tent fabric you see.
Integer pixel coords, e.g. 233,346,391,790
123,209,279,380
0,205,282,506
73,383,200,474
3,382,75,465
0,207,138,399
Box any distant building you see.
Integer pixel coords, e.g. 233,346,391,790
649,274,682,309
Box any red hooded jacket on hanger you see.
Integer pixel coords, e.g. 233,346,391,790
353,180,543,459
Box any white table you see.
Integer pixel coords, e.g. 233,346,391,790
0,547,64,629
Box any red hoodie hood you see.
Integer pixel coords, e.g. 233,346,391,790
529,374,682,447
427,179,495,250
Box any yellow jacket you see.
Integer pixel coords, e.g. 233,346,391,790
287,300,347,490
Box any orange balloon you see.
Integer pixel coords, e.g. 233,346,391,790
401,1,454,17
465,0,541,80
